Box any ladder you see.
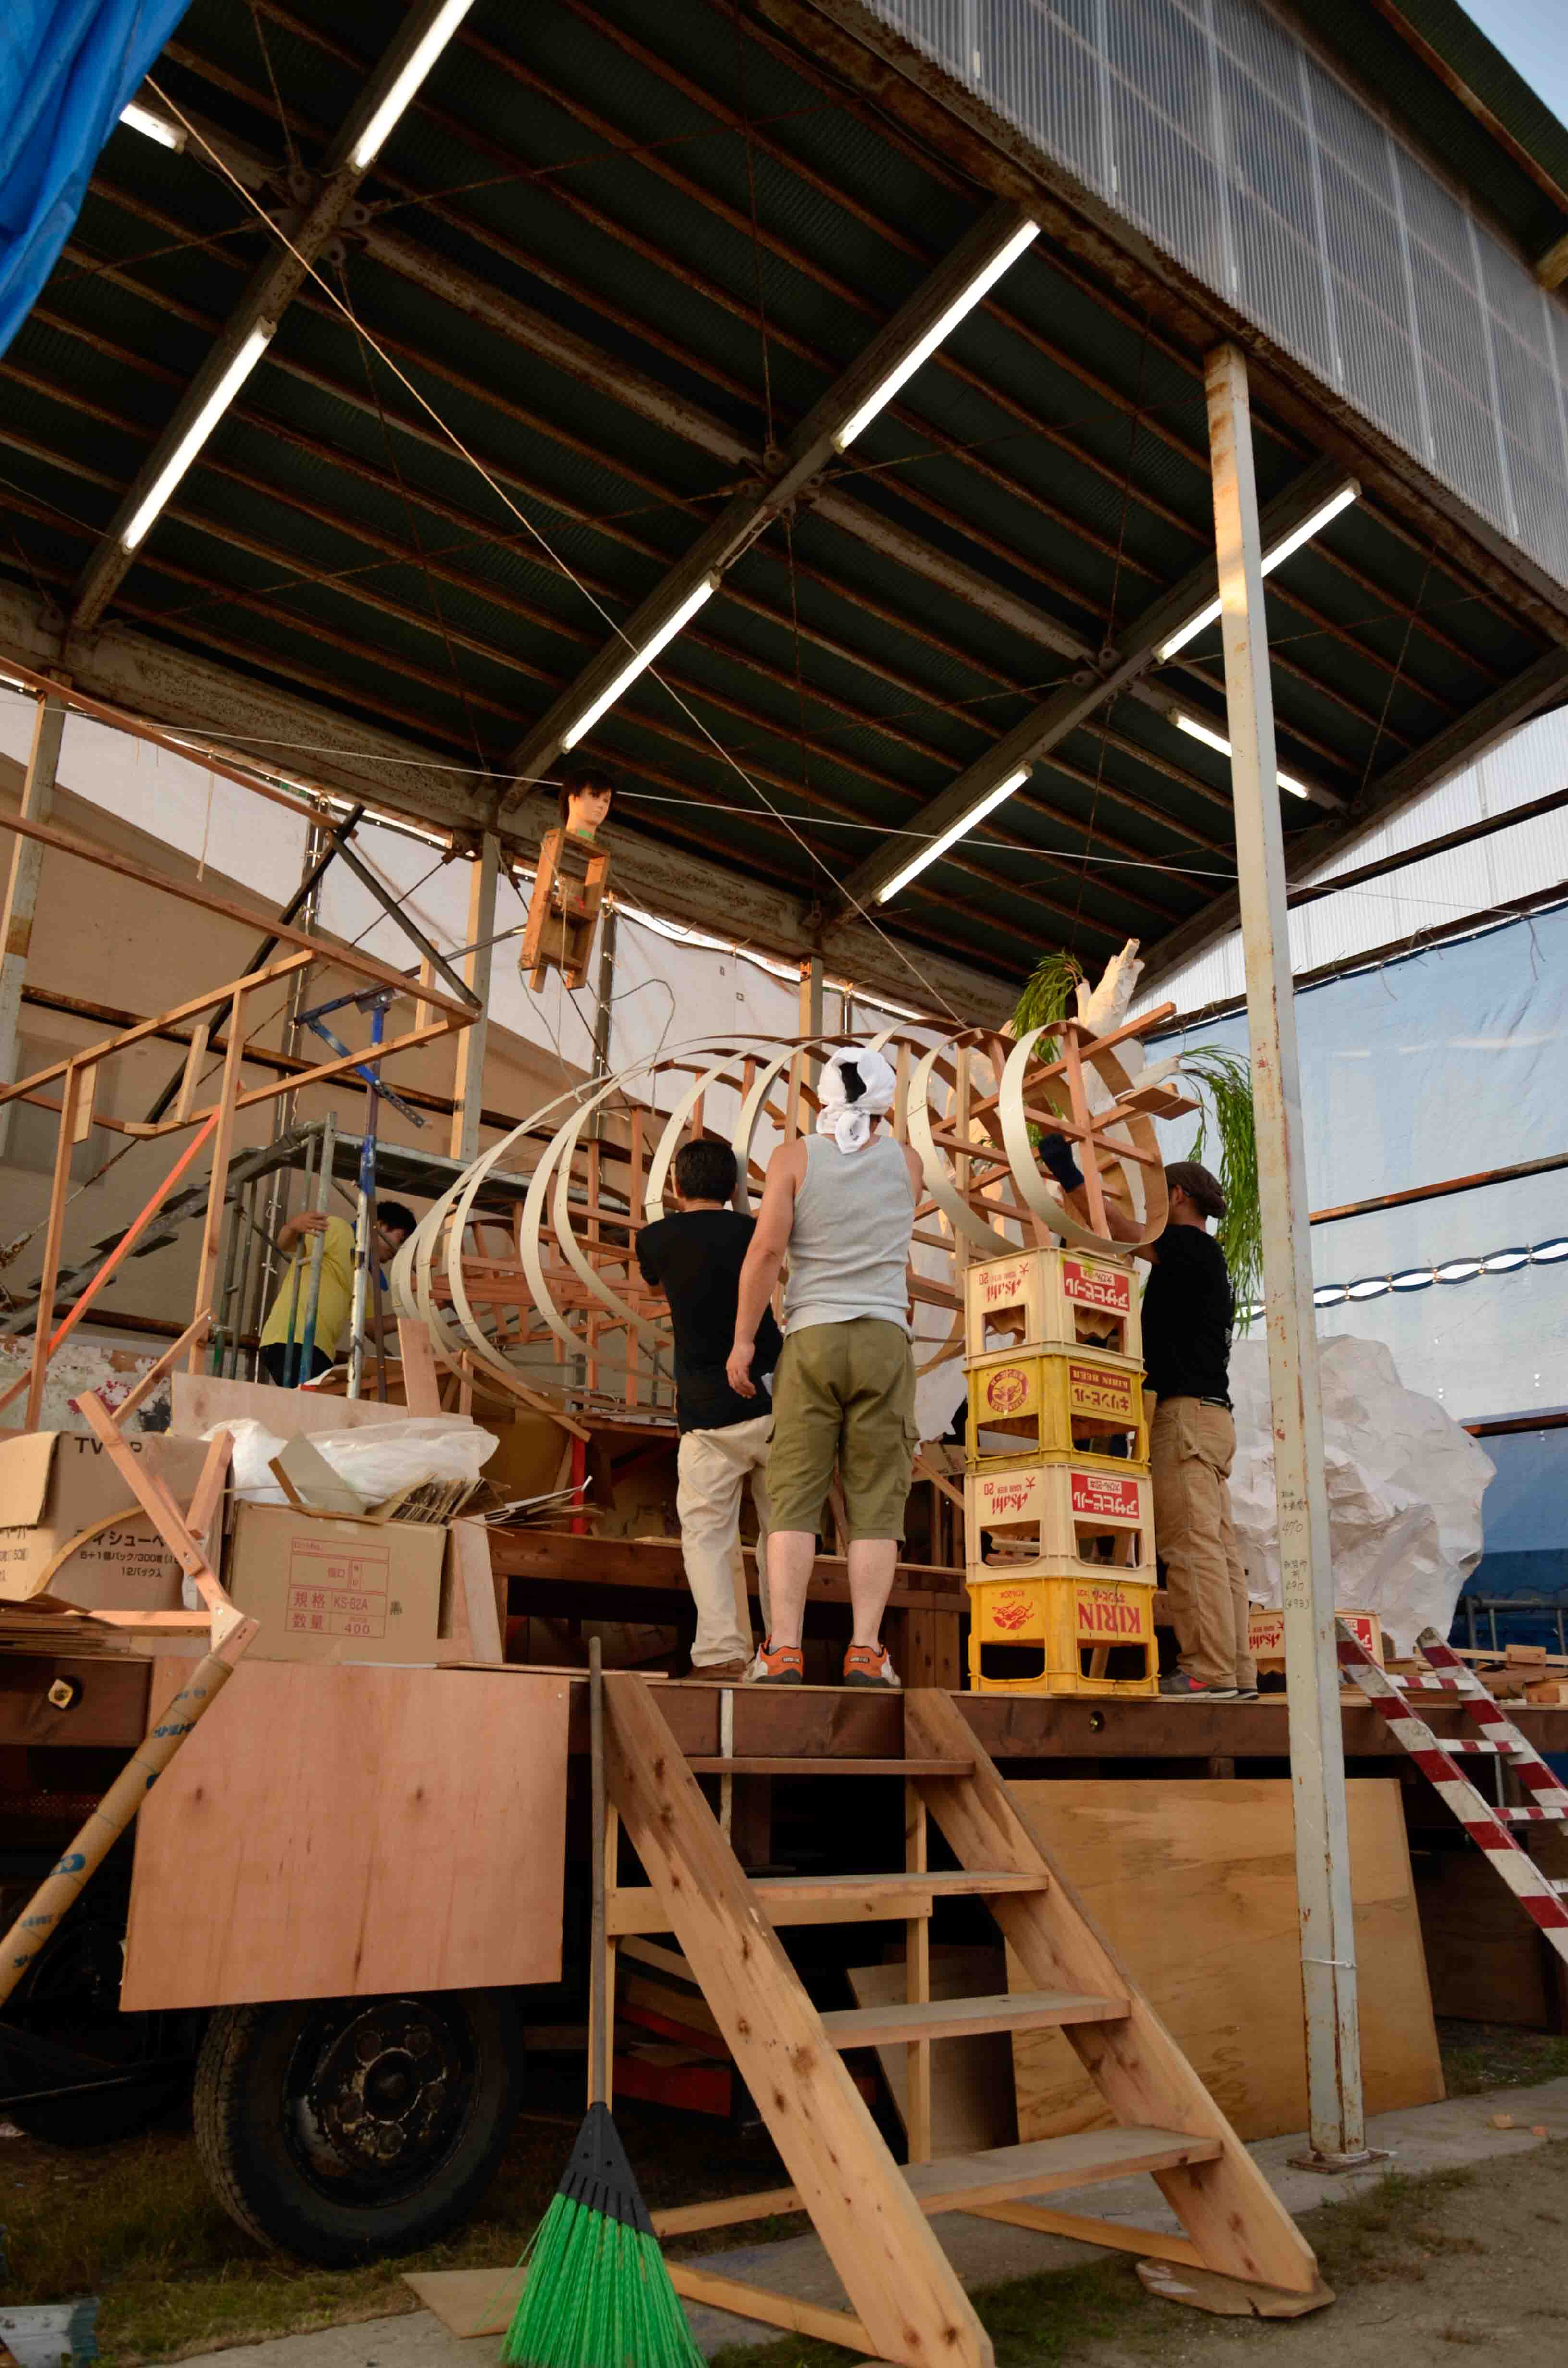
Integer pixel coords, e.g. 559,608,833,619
1336,1620,1568,1964
602,1677,1323,2367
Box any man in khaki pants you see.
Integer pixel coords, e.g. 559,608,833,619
637,1139,782,1680
1039,1144,1255,1701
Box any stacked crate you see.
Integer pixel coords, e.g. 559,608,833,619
962,1245,1157,1698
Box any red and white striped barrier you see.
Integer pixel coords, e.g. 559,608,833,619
1335,1620,1568,1957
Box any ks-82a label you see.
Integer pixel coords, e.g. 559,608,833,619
284,1533,393,1640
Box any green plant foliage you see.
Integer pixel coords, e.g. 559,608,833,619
1009,950,1084,1054
1179,1044,1261,1325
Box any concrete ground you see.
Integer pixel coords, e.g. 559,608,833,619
166,2078,1568,2368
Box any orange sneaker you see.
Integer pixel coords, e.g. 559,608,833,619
843,1643,899,1689
750,1637,804,1685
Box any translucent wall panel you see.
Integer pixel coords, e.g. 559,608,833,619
870,0,1568,588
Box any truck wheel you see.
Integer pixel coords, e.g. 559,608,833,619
5,1910,195,2147
193,1990,522,2263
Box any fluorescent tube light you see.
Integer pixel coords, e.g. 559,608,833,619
1173,711,1310,799
1156,479,1361,662
351,0,476,169
835,219,1040,450
121,321,275,551
560,575,718,752
119,101,185,151
876,766,1030,904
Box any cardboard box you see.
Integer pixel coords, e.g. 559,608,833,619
225,1502,446,1663
1248,1606,1384,1670
0,1430,214,1609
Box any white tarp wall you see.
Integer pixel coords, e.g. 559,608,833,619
1149,895,1568,1424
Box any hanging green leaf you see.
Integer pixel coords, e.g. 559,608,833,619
1010,950,1083,1055
1179,1045,1262,1328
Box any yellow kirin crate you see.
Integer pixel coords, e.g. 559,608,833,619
967,1565,1158,1697
964,1245,1141,1361
966,1345,1150,1468
964,1456,1154,1582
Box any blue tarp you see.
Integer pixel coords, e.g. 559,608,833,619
0,0,189,361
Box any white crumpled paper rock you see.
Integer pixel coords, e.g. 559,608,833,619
1228,1333,1494,1654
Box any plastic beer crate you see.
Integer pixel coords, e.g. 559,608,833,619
964,1456,1153,1581
964,1245,1141,1361
967,1564,1158,1697
966,1345,1150,1469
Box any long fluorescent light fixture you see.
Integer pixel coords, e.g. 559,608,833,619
835,218,1041,451
121,321,275,551
1156,480,1361,663
560,574,719,752
120,100,185,151
352,0,476,169
877,766,1031,904
1173,711,1310,799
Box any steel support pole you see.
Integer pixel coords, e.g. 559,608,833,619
1204,343,1369,2167
449,833,499,1164
0,693,65,1158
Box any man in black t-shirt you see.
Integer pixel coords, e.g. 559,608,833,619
636,1139,782,1681
1039,1146,1255,1702
1140,1162,1256,1702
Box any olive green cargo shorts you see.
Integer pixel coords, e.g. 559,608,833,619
766,1317,918,1543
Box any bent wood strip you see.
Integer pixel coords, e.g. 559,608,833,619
904,1688,1321,2295
604,1672,994,2368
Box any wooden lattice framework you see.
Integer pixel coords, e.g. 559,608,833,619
394,1006,1197,1414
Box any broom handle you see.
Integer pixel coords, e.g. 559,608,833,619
589,1635,607,2109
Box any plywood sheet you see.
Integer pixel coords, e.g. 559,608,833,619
172,1373,413,1438
848,1948,1016,2155
122,1660,568,2009
1006,1778,1441,2145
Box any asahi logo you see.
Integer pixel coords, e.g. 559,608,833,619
980,1259,1031,1306
979,1471,1041,1519
984,1366,1030,1415
1063,1258,1131,1314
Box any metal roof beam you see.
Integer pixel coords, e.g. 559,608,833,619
499,200,1038,799
67,0,467,637
839,459,1352,907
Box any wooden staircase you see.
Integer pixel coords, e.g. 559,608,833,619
603,1677,1323,2368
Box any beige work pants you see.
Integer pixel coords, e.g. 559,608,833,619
1151,1397,1256,1692
676,1413,772,1667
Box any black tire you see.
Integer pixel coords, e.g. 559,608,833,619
193,1990,522,2264
3,1902,196,2147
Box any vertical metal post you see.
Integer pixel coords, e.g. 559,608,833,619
297,1111,337,1380
449,833,499,1165
1204,342,1369,2167
256,820,329,1335
0,692,66,1159
347,1002,387,1402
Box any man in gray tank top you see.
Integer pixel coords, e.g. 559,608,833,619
726,1048,924,1686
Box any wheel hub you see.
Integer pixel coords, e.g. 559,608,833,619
304,2004,465,2183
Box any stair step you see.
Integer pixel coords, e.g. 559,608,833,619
608,1867,1048,1936
1504,1803,1568,1821
819,1990,1127,2047
685,1757,975,1777
1444,1739,1504,1754
905,2127,1223,2215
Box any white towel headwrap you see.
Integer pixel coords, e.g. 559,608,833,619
815,1046,897,1153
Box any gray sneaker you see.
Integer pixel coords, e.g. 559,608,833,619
1158,1672,1238,1699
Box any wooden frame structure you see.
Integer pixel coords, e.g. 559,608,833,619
0,839,476,1424
518,826,611,992
392,1010,1196,1418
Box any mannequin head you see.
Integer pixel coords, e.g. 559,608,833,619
558,763,615,839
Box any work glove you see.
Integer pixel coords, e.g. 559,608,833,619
1038,1131,1085,1192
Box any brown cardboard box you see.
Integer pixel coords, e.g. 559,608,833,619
0,1430,214,1609
225,1502,445,1663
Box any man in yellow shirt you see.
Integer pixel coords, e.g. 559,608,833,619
258,1201,417,1384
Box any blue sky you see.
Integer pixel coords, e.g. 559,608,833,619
1460,0,1568,131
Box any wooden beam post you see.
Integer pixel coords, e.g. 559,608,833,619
1204,342,1366,2166
0,691,65,1159
450,832,499,1164
25,1059,83,1430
